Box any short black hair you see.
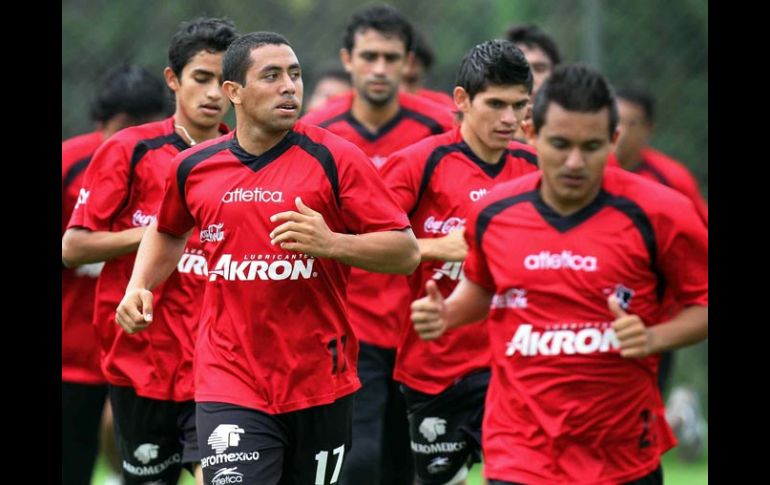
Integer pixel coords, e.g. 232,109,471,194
455,39,533,100
90,64,168,123
223,32,292,85
505,23,561,66
168,17,238,77
615,84,656,123
412,28,435,69
342,4,413,53
532,63,618,137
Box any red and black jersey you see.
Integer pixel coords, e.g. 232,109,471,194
62,131,106,384
302,90,455,349
157,120,410,414
414,88,455,109
67,116,224,401
463,167,708,484
608,148,707,225
381,126,538,394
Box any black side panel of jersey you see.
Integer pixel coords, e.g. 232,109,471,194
293,132,341,207
177,140,232,207
63,156,93,190
409,144,464,217
475,191,539,247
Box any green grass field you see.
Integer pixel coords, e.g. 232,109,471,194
91,449,707,484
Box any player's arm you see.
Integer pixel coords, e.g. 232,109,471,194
417,229,468,262
62,226,147,267
609,296,708,358
114,221,191,334
270,196,420,274
411,278,492,340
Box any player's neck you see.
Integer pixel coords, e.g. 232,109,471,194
235,123,290,156
350,95,400,132
616,151,643,171
173,114,220,147
460,123,506,165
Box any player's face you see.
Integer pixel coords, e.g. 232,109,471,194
306,77,350,113
458,84,530,153
516,43,554,98
172,50,229,132
342,29,407,106
614,99,652,163
531,103,618,214
233,44,303,133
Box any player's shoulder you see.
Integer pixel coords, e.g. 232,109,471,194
398,92,455,127
604,166,696,217
300,92,352,126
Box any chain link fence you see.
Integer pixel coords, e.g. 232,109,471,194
62,0,708,413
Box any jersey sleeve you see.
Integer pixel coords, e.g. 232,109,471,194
336,146,411,235
462,199,497,293
380,148,426,214
654,197,708,308
156,154,196,237
66,136,133,231
674,168,708,226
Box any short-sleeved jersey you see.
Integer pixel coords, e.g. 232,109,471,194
62,131,106,384
608,148,707,225
381,127,538,394
302,91,455,349
463,167,708,484
67,116,224,401
157,120,411,414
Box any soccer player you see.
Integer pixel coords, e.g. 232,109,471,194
62,17,238,484
305,62,352,113
62,63,167,485
504,23,562,143
400,26,455,108
301,5,454,484
411,64,708,485
114,31,420,485
383,39,538,485
611,84,708,226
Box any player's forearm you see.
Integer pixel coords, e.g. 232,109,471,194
126,223,189,291
444,279,492,329
648,305,708,353
331,229,420,274
417,236,466,262
62,226,146,267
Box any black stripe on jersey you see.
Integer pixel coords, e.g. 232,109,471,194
318,113,348,129
475,191,538,247
409,144,463,216
401,108,446,135
344,111,406,142
458,140,508,178
114,133,190,219
409,142,514,216
177,140,232,207
508,148,538,166
63,155,92,190
292,132,341,207
533,189,609,233
636,160,672,187
604,192,666,302
229,132,295,172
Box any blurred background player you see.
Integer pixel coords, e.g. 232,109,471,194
62,63,167,485
302,5,454,484
305,61,352,113
504,23,561,144
400,26,454,108
62,17,238,485
383,39,537,485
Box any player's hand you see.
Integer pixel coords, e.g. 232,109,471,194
411,280,448,340
436,228,468,262
609,295,653,358
270,197,338,258
115,289,154,334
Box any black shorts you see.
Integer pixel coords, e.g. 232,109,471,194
487,465,663,485
401,370,490,485
197,394,354,485
109,385,197,484
61,381,108,485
